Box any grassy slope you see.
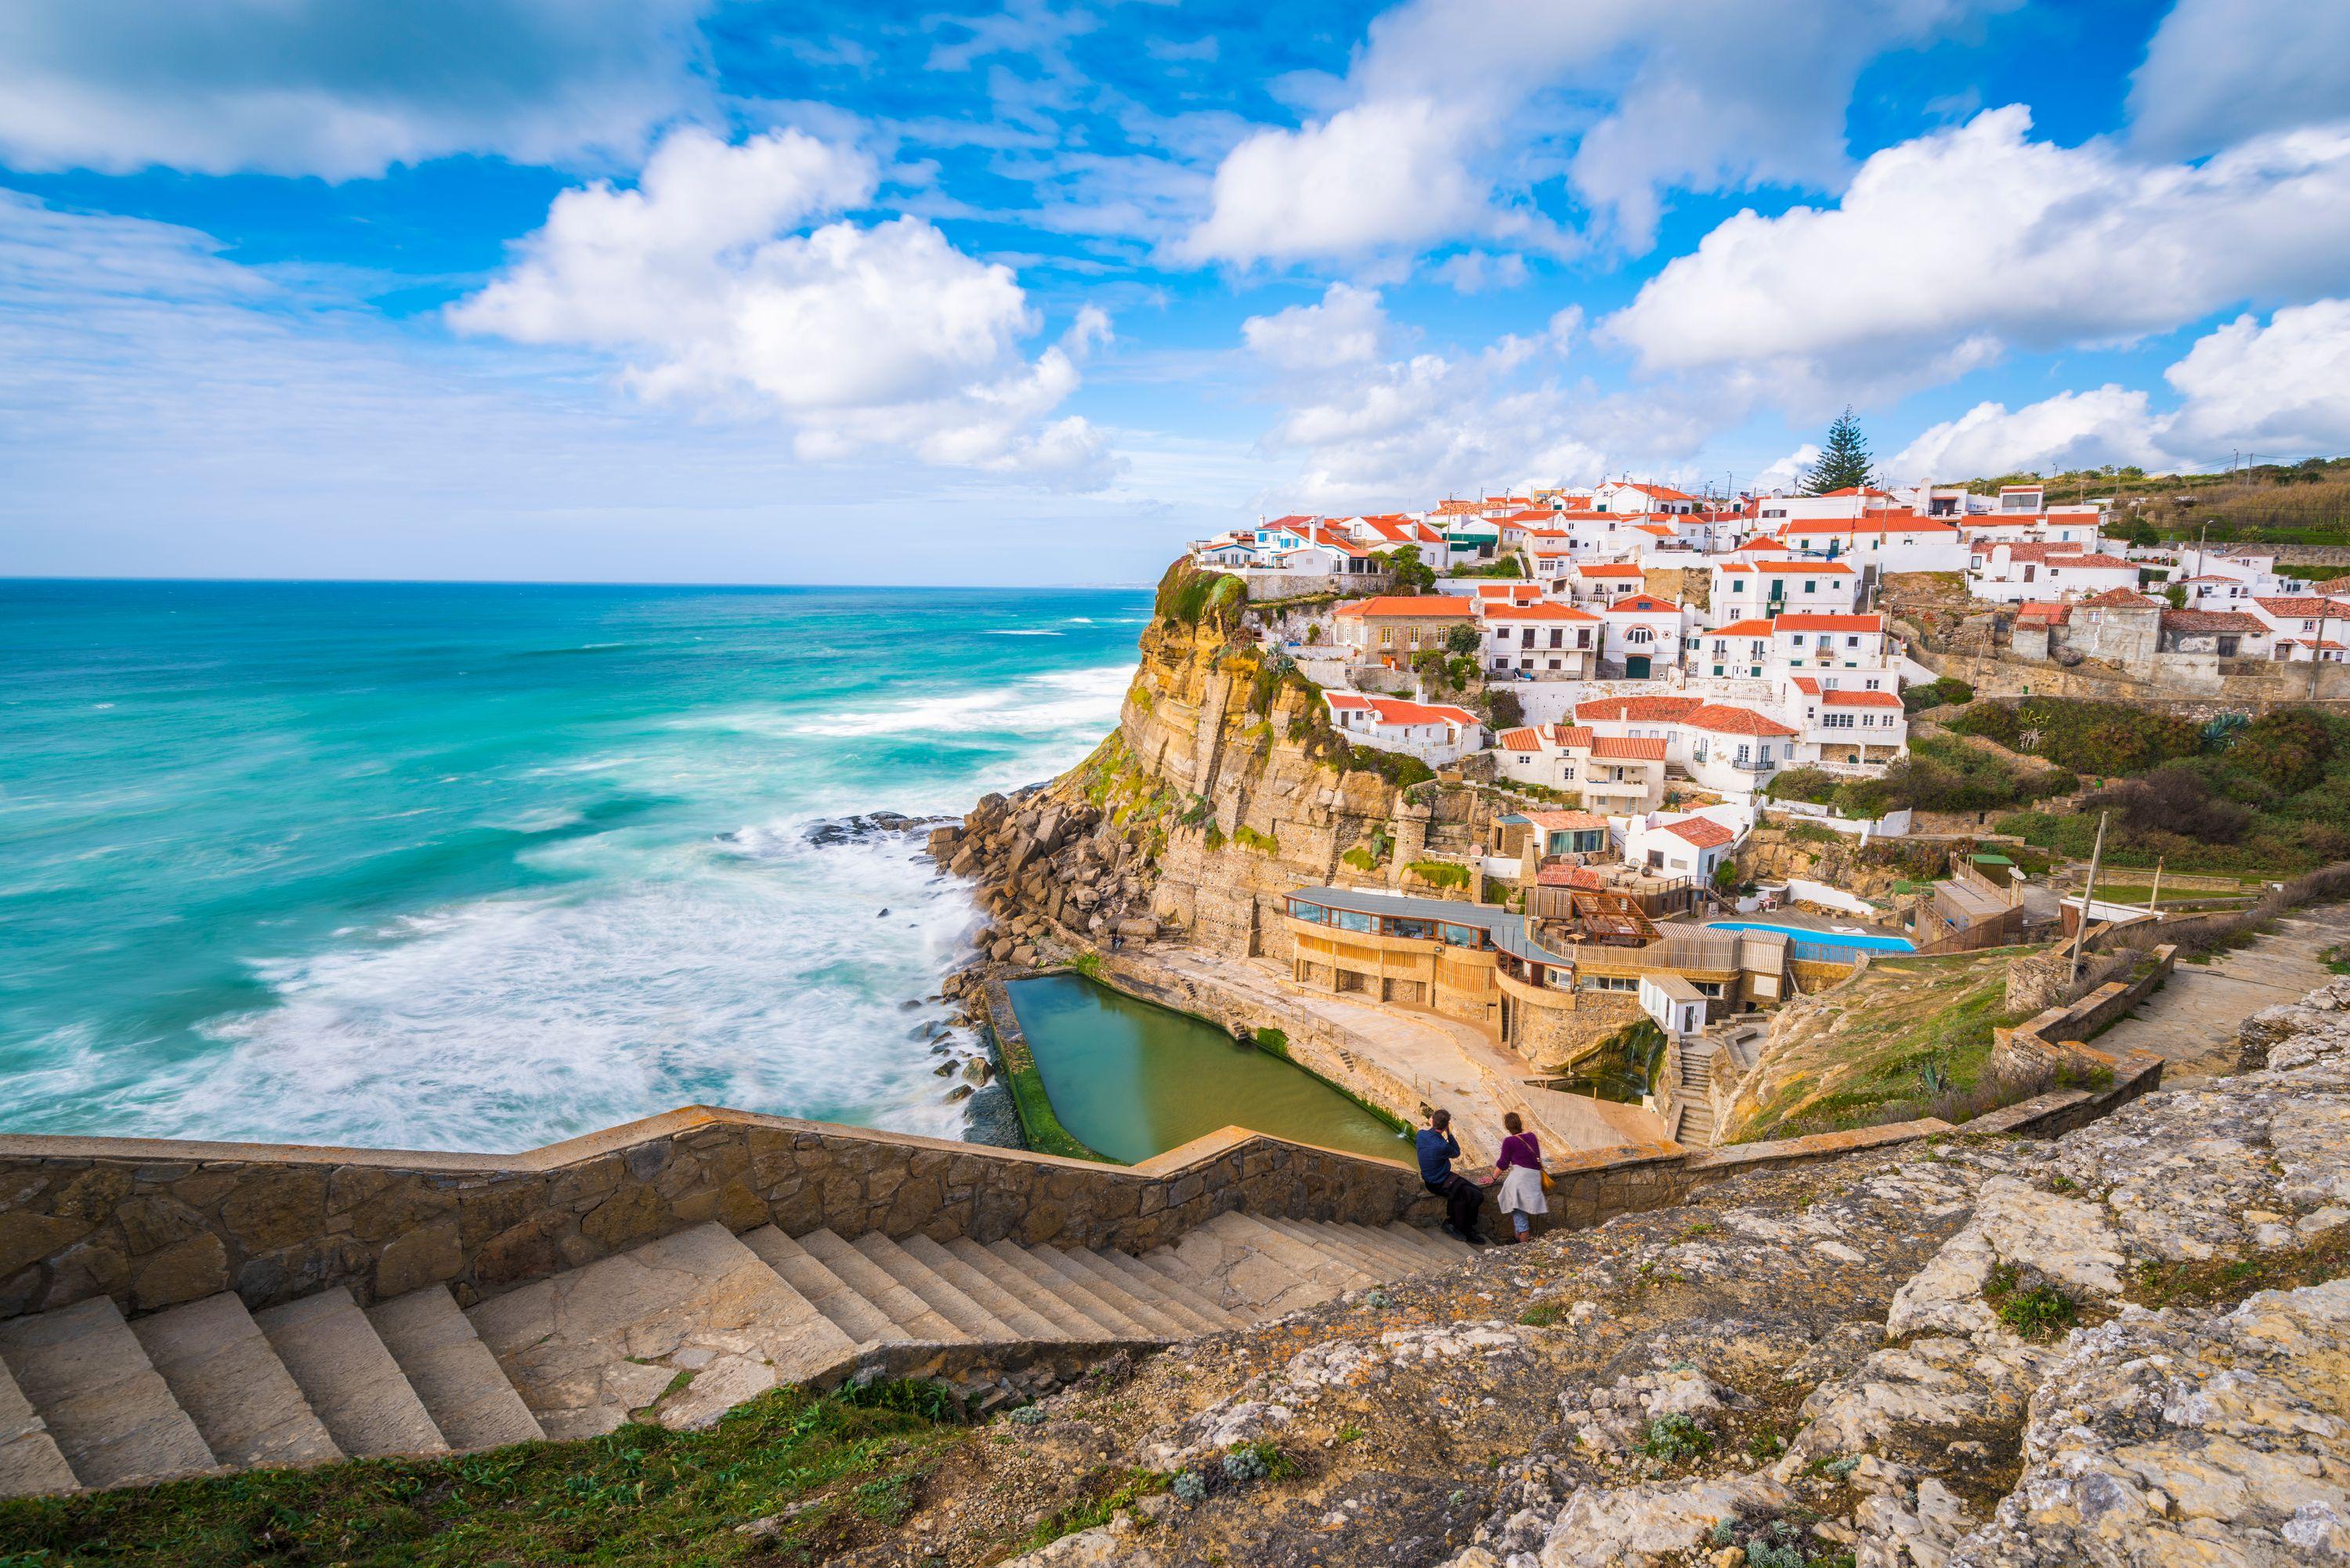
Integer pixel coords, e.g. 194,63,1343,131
0,1383,967,1568
1732,948,2038,1143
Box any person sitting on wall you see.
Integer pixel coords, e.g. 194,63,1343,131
1415,1108,1489,1245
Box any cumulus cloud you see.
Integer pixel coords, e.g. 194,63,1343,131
451,127,1116,480
1433,251,1529,294
1236,287,1721,508
1888,299,2350,478
1182,0,2008,265
1607,107,2350,392
1750,444,1820,493
0,0,713,179
2128,0,2350,157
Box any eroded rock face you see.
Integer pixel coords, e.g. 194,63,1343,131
961,975,2350,1568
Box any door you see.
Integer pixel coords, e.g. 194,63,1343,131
1627,655,1651,677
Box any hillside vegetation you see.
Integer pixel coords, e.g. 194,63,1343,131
1947,454,2350,548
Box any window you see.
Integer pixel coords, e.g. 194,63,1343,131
1286,898,1328,923
1735,742,1752,766
1731,579,1745,592
1583,974,1639,992
1804,580,1817,592
1379,627,1394,647
1627,626,1653,645
1333,909,1374,934
1847,635,1861,648
1823,713,1856,728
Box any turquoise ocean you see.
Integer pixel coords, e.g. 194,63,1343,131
0,580,1147,1153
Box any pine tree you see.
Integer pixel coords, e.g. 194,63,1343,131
1802,407,1875,494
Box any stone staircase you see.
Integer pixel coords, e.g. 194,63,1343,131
1671,1040,1719,1147
0,1212,1466,1498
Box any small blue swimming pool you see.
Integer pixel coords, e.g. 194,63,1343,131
1706,919,1916,963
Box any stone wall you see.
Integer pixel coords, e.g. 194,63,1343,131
0,1109,1441,1324
2003,945,2134,1014
1905,640,2350,708
1235,569,1394,602
1992,945,2177,1080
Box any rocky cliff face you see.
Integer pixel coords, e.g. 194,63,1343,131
934,571,1499,973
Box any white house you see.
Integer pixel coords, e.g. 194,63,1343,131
1493,724,1668,813
1959,512,2106,551
1482,602,1602,680
1573,695,1800,800
1706,558,1861,627
1622,806,1749,885
1323,692,1484,764
1749,486,1903,525
1593,480,1699,515
2247,595,2350,662
1600,594,1688,678
1523,529,1578,581
1969,542,2140,603
1694,618,1777,679
1768,613,1894,689
1566,561,1648,609
1776,516,1967,573
1784,679,1907,767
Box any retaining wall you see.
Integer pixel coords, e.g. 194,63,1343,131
0,1111,1441,1324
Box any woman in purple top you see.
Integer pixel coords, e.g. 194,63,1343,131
1492,1111,1546,1242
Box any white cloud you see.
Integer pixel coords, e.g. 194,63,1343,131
0,0,713,179
1239,283,1389,372
2129,0,2350,157
1750,444,1820,493
451,128,1116,480
1180,99,1498,265
1181,0,2008,265
1236,289,1721,508
1888,299,2350,478
0,192,1185,584
1889,387,2168,480
1607,107,2350,391
1432,251,1529,294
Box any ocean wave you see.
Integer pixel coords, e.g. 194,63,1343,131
785,663,1132,741
24,833,985,1152
986,629,1061,636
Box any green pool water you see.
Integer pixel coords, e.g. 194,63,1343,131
1003,974,1412,1166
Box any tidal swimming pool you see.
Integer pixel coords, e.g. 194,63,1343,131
1003,974,1411,1166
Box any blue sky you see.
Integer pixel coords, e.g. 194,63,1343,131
2,0,2347,585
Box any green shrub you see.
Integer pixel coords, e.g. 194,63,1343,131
1154,558,1246,630
1340,845,1378,872
1233,825,1279,854
1637,1414,1714,1462
1408,859,1471,890
1251,1027,1290,1057
1765,767,1840,805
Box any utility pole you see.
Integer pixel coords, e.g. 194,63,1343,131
2313,605,2328,702
2147,858,2162,915
2069,810,2108,985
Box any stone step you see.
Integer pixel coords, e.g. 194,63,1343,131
945,1238,1119,1341
1209,1212,1379,1295
1259,1217,1401,1282
851,1234,1016,1340
797,1230,967,1342
981,1241,1152,1339
0,1296,215,1490
366,1288,544,1453
132,1292,342,1471
900,1235,1065,1342
255,1288,446,1461
0,1337,84,1498
740,1227,902,1348
1341,1221,1450,1270
1088,1248,1241,1335
1168,1216,1342,1320
1376,1221,1463,1266
1029,1247,1187,1339
465,1222,855,1440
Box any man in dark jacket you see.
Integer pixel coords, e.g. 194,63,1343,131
1415,1108,1488,1245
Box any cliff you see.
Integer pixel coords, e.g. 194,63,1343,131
934,564,1502,973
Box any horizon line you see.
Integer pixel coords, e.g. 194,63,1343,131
0,573,1162,592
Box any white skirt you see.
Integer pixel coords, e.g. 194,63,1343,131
1497,1164,1548,1216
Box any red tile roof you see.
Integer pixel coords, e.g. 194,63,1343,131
1773,613,1883,632
1524,809,1611,830
1578,563,1645,578
2160,610,2265,634
1336,694,1477,726
1488,602,1600,622
2079,587,2162,609
1666,818,1737,849
1536,863,1607,889
1781,517,1959,537
2254,597,2349,616
1607,594,1681,614
1335,595,1475,619
1589,735,1668,761
1822,689,1903,708
1499,727,1544,751
1687,703,1799,737
1709,619,1777,637
2047,554,2136,571
1577,695,1702,722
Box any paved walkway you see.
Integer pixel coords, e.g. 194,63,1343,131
1144,950,1668,1161
2092,903,2350,1074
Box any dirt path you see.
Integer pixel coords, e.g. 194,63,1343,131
2092,902,2350,1072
